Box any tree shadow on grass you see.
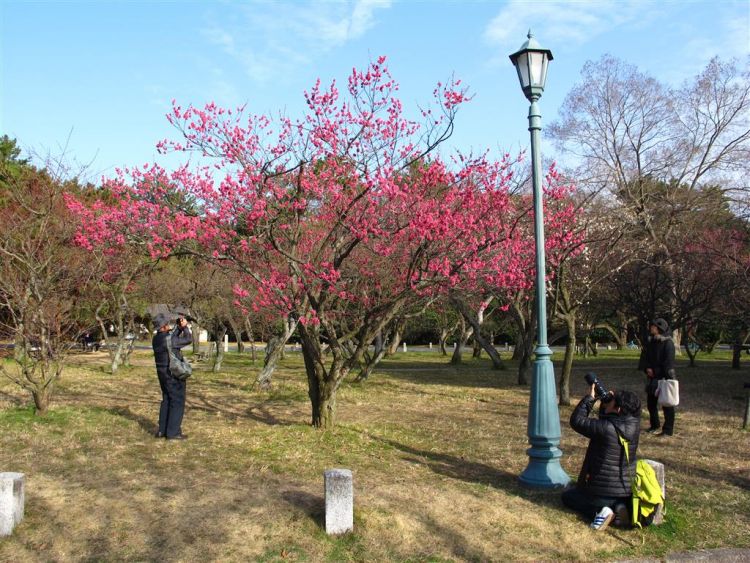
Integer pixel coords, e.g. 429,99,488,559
375,359,521,390
245,404,295,426
373,436,567,511
187,389,302,427
675,459,750,491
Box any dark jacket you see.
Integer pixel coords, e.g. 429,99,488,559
638,334,676,394
152,327,193,371
571,396,639,498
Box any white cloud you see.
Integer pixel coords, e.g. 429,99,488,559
484,0,657,51
201,0,392,84
483,0,748,84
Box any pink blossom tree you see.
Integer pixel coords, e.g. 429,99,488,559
69,59,579,428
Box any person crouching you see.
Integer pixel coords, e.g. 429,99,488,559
562,387,641,531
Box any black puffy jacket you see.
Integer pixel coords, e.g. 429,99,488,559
570,396,639,498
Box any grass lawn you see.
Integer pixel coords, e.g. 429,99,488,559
1,347,748,561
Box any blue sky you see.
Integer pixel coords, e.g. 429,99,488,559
2,0,749,180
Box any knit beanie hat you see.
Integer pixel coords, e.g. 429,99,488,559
153,313,172,331
651,318,669,334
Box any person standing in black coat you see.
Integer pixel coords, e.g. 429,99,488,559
152,313,193,440
638,318,676,436
562,387,641,530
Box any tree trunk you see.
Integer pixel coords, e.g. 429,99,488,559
123,327,136,367
298,323,340,429
517,346,531,386
32,386,52,415
584,334,598,357
355,349,386,382
355,331,385,382
510,300,535,385
472,339,482,358
732,343,742,370
244,317,257,362
685,342,697,367
512,340,523,361
96,295,136,374
673,327,682,356
229,321,244,353
450,317,473,364
617,312,629,350
258,337,283,388
450,294,504,369
559,314,576,406
212,325,227,373
439,328,449,356
110,342,126,375
385,318,406,356
256,316,298,389
25,358,61,416
192,323,202,354
13,330,25,362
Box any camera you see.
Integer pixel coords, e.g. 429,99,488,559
584,372,613,402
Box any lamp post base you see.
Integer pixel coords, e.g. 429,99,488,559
519,350,571,489
519,453,570,488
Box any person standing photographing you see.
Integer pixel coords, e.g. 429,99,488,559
152,314,192,440
639,318,677,437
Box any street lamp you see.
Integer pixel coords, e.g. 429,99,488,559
510,31,571,488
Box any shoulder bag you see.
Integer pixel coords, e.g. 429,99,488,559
166,328,192,380
656,379,679,407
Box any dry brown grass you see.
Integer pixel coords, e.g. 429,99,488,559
0,348,748,562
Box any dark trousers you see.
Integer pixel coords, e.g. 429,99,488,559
561,487,626,520
157,366,186,437
647,390,675,434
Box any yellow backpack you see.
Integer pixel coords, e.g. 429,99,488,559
618,434,665,528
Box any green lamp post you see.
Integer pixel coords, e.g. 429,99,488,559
509,31,571,488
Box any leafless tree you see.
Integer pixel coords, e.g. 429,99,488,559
0,159,94,413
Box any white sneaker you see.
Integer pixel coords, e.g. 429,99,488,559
590,506,614,531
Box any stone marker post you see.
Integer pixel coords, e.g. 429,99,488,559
0,472,24,537
324,469,353,535
644,459,665,524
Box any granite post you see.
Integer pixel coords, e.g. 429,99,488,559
324,469,353,535
0,472,24,537
644,459,665,525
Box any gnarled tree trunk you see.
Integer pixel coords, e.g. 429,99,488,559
450,294,504,369
450,316,473,364
559,314,576,406
256,315,298,389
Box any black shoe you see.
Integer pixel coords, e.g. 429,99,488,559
166,434,188,440
154,431,165,438
656,431,673,437
645,427,660,433
613,503,629,528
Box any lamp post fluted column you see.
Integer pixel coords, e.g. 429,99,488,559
509,31,570,488
518,96,570,488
